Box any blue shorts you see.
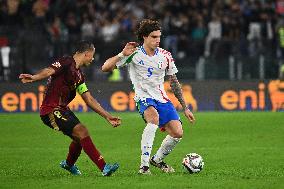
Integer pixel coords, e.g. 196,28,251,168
137,98,180,128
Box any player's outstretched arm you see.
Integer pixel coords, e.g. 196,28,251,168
81,91,121,127
19,67,55,83
169,74,195,124
102,42,138,72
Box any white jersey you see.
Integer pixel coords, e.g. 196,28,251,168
116,46,178,103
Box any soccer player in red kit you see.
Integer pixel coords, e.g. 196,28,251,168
19,41,121,176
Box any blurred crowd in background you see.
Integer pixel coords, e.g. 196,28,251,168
0,0,284,81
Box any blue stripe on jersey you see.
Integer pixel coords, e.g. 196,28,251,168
139,45,159,56
139,46,147,55
154,48,159,55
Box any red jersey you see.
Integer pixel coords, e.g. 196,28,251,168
40,56,86,115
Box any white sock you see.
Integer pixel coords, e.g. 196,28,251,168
153,135,181,163
140,123,158,167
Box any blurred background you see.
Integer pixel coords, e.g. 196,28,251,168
0,0,283,82
1,2,283,188
1,0,284,112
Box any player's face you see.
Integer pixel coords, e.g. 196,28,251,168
84,48,95,66
144,30,161,50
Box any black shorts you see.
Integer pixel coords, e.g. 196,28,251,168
40,109,80,137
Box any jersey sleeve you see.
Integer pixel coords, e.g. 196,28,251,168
165,53,178,75
116,51,138,68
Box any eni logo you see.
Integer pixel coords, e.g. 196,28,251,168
268,80,284,111
220,80,284,111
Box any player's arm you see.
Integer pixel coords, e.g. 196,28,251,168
78,84,121,127
168,74,195,123
102,42,137,72
19,67,55,83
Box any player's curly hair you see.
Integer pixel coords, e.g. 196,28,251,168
136,19,161,44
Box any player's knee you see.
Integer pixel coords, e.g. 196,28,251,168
148,116,159,125
144,107,159,125
172,130,183,138
73,124,90,139
80,127,89,139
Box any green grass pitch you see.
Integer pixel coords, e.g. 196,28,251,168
0,112,283,189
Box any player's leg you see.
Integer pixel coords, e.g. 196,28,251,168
65,139,82,164
150,120,182,173
150,101,182,173
72,124,106,171
156,120,183,161
72,124,119,176
138,100,159,174
59,139,82,175
41,109,83,175
41,109,118,176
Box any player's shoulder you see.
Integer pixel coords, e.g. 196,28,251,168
59,56,73,63
157,47,172,57
136,46,146,55
57,56,74,66
157,47,174,64
51,56,73,70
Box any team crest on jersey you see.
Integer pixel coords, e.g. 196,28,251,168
52,61,61,68
158,61,163,69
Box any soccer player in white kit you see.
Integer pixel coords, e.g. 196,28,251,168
102,19,195,174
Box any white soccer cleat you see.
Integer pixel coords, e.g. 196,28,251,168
138,166,151,175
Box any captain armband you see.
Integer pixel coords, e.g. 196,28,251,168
76,82,88,95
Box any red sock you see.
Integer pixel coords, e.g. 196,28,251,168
66,141,82,166
80,136,106,171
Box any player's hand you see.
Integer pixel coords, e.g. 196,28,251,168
106,116,121,128
184,108,195,124
122,42,138,56
19,74,34,83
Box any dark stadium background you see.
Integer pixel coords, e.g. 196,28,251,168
0,1,283,189
1,0,284,112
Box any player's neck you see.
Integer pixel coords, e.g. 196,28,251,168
73,54,83,69
143,44,155,56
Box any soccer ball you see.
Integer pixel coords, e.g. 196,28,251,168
182,153,204,174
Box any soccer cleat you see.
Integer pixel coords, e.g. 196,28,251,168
102,163,119,176
60,160,82,175
150,157,175,173
138,166,151,175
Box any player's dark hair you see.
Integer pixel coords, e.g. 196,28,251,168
75,40,94,53
136,19,161,44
